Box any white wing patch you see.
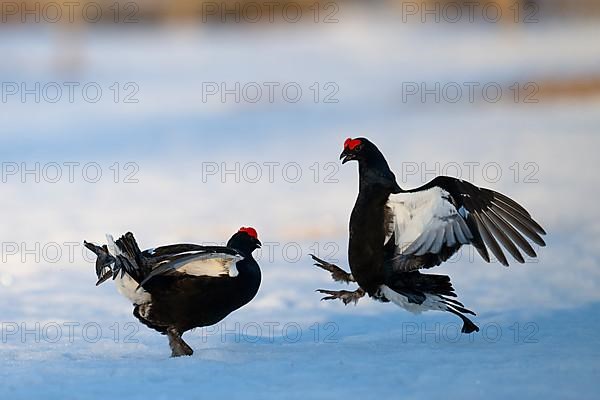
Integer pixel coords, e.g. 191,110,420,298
386,187,473,257
176,254,242,278
104,233,242,292
146,252,243,283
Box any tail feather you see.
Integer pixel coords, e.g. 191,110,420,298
83,241,115,285
386,271,458,300
105,234,121,256
84,232,146,285
112,232,146,283
442,301,476,317
438,295,464,307
115,232,143,262
440,296,475,316
446,307,480,333
385,271,479,334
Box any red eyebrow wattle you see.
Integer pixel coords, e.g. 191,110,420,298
344,138,361,150
239,227,258,239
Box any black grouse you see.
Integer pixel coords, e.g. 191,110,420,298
84,227,262,356
312,138,546,333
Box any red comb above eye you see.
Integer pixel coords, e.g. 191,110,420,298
239,227,258,239
344,138,361,150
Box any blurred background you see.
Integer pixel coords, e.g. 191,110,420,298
1,0,599,397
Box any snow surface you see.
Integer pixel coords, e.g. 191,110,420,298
2,298,598,399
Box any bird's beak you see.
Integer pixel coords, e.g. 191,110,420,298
254,238,262,248
340,149,354,164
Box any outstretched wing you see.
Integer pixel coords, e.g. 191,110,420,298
138,244,244,287
384,176,546,271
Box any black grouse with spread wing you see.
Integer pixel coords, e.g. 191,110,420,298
312,138,546,333
85,227,262,356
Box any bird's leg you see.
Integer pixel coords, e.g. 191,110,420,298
167,328,193,357
310,254,354,284
316,287,366,305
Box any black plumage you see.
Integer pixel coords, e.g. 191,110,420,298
85,228,262,356
314,138,546,333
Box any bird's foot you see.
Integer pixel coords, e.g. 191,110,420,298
171,342,193,357
167,330,194,357
316,288,365,305
310,254,354,284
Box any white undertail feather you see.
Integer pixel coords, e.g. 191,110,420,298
105,234,120,256
379,285,447,314
114,273,151,305
105,233,151,305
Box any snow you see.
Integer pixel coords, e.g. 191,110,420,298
2,297,598,399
